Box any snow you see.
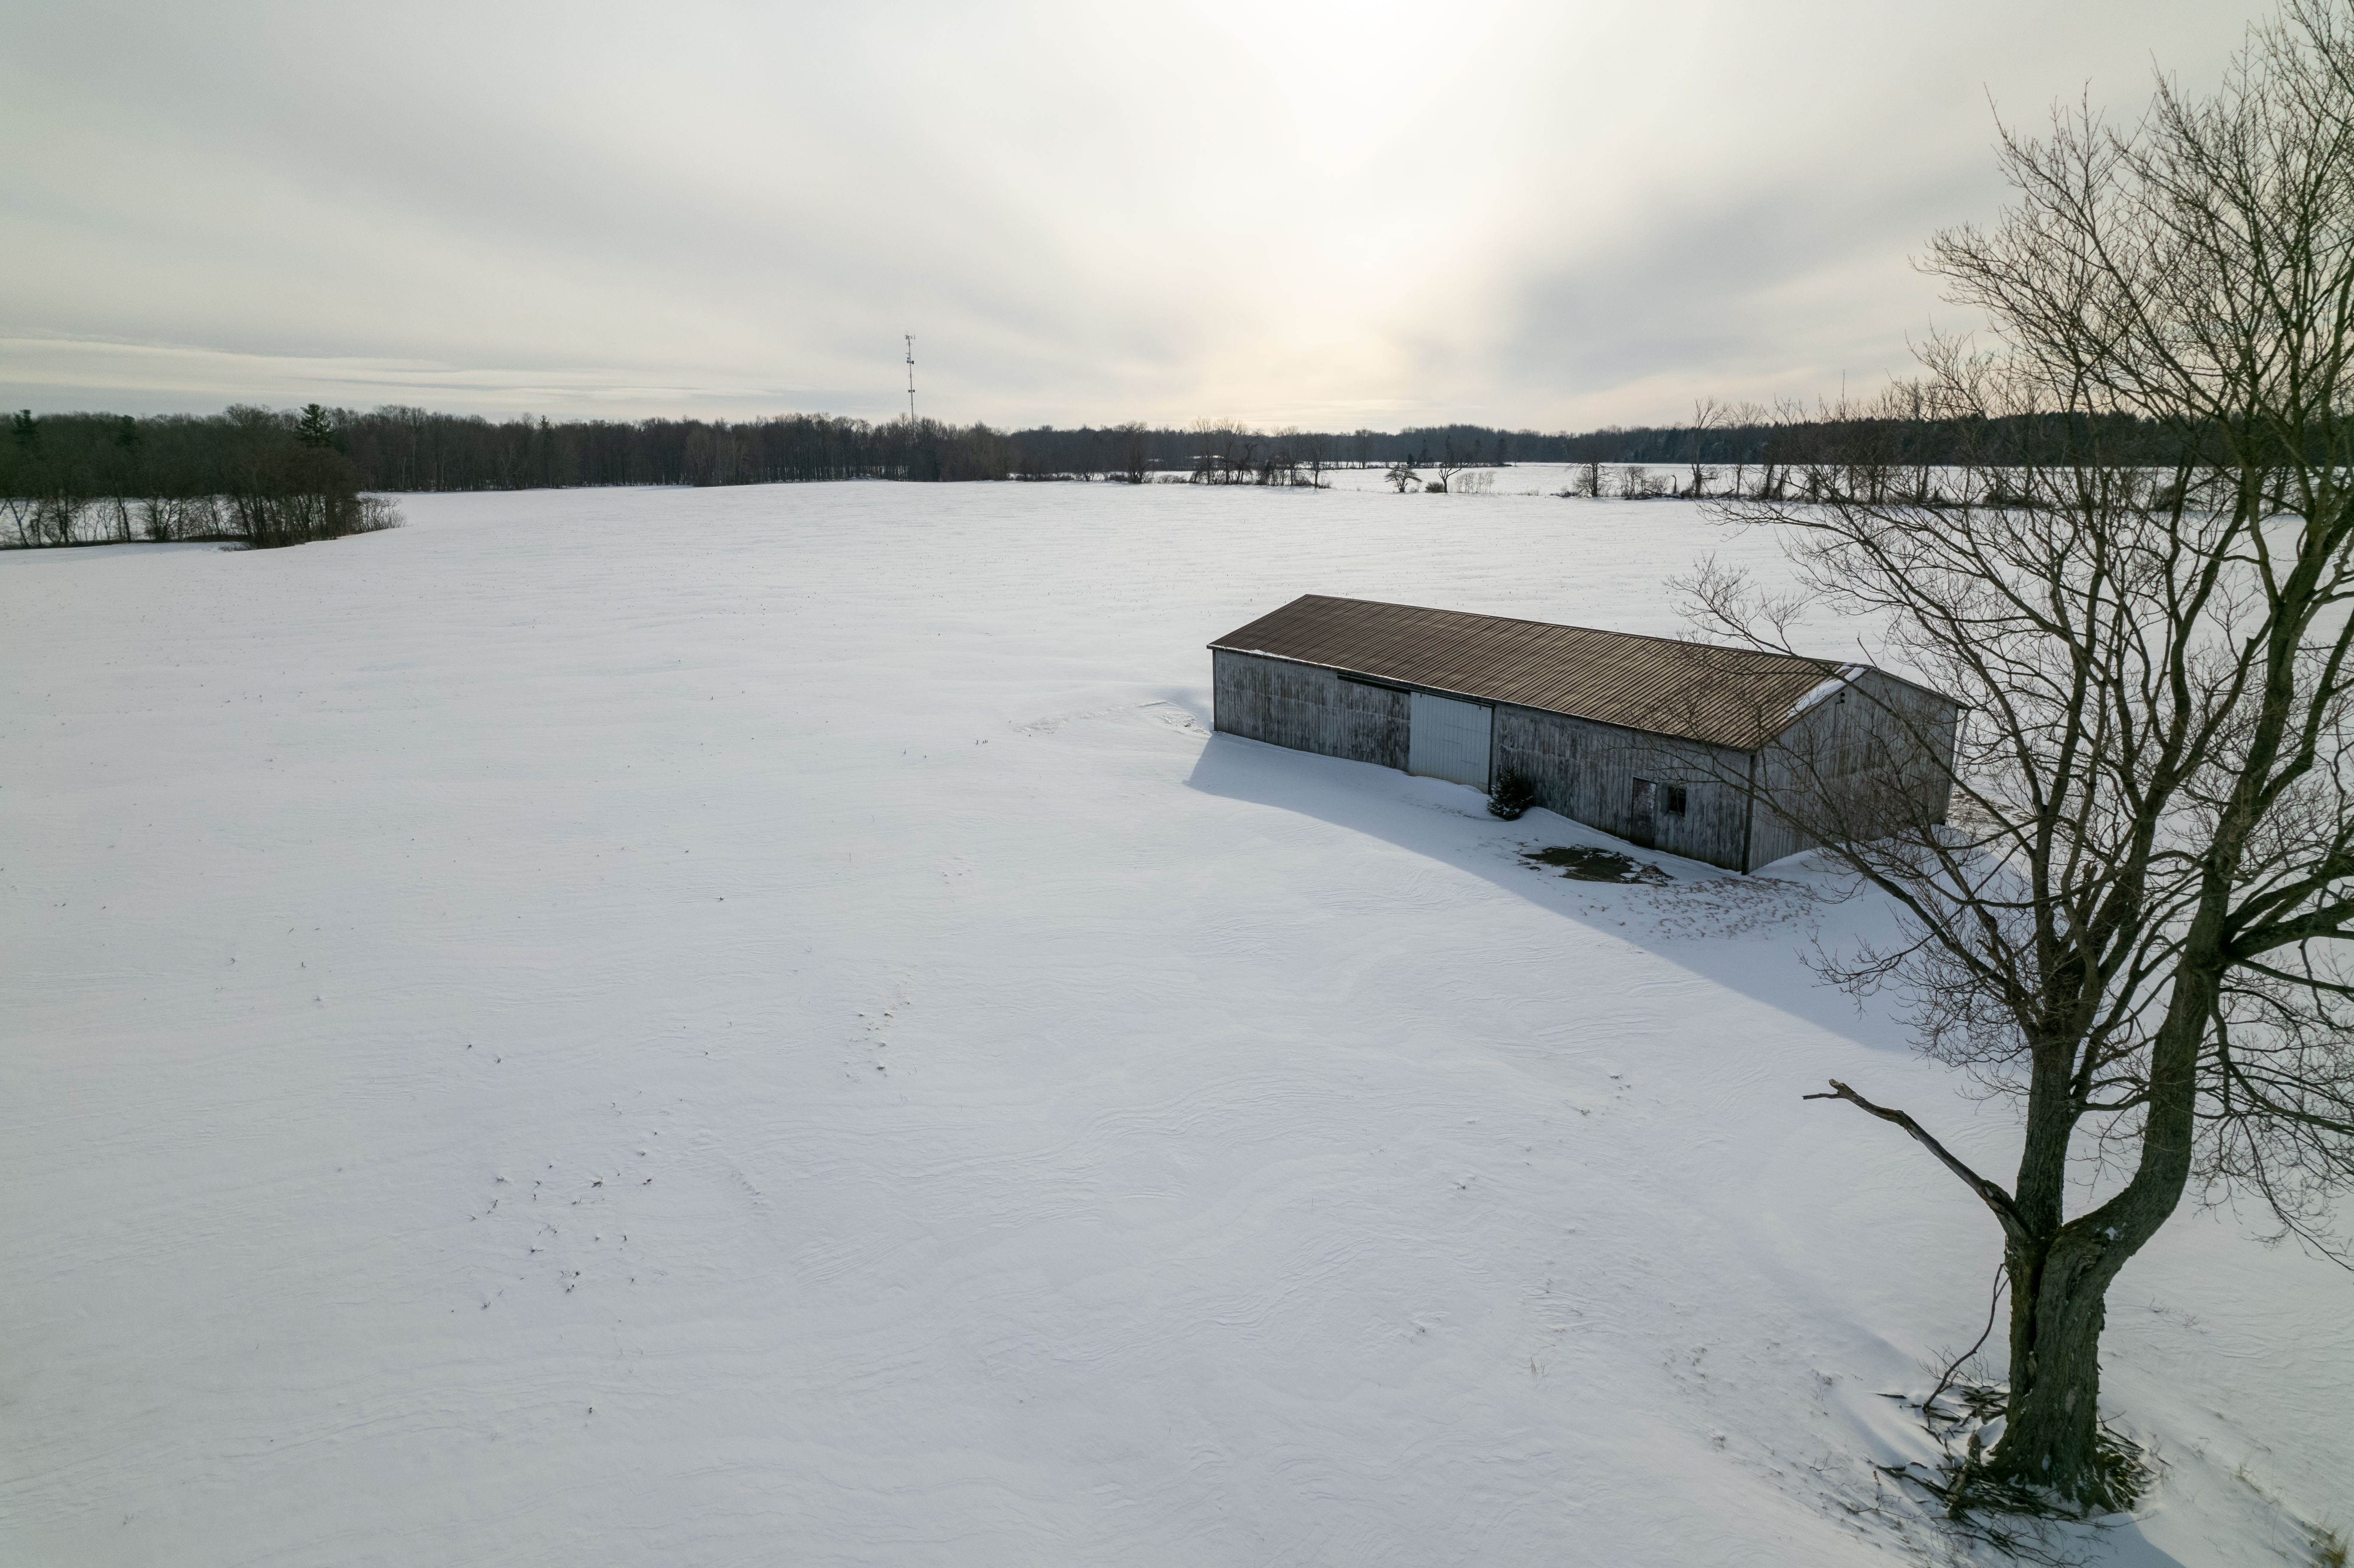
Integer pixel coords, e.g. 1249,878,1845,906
1787,665,1870,718
3,480,2347,1566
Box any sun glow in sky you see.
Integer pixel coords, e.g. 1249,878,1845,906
1,0,2267,428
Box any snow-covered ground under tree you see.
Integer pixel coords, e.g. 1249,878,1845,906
4,476,2347,1566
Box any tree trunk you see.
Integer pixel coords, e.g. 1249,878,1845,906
1990,1227,2127,1506
1986,957,2218,1508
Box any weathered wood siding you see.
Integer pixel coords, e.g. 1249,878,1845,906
1495,707,1754,871
1214,648,1340,756
1744,786,1813,872
1213,650,1409,770
1750,669,1962,868
1214,648,1959,876
1342,677,1411,771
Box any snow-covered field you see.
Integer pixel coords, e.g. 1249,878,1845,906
4,479,2347,1566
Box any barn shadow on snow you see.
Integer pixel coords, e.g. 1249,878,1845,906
1182,729,1909,1055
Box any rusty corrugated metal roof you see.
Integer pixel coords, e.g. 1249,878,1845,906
1209,594,1851,752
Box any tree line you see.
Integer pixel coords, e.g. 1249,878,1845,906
2,404,401,549
0,389,2259,555
3,397,2223,542
0,405,1543,511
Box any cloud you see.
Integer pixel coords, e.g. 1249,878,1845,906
0,336,847,414
0,0,2274,428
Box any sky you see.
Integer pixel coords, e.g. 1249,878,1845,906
0,0,2273,431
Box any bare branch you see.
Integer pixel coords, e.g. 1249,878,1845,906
1804,1080,2029,1238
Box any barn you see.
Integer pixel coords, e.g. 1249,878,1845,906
1208,594,1961,874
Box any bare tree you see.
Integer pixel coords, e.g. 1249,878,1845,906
1683,2,2354,1511
1687,396,1723,497
1189,418,1257,485
1297,429,1330,488
3,411,44,546
1112,421,1152,484
1434,436,1464,493
1722,401,1768,499
1753,397,1808,501
1263,427,1308,487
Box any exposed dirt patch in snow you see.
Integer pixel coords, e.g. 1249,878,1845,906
1522,844,1669,882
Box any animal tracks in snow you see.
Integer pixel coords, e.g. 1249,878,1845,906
847,999,912,1083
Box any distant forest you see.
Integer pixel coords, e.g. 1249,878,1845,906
3,398,2202,546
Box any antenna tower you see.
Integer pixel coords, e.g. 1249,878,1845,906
905,334,917,424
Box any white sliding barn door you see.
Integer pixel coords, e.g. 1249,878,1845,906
1407,692,1493,790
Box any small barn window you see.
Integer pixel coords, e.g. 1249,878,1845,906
1663,785,1688,815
